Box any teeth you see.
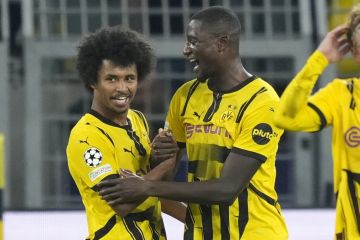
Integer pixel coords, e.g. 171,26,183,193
189,59,200,72
193,61,200,72
115,96,128,100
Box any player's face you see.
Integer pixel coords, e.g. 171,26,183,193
351,30,360,63
183,20,219,82
92,60,138,121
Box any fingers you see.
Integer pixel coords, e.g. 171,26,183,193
152,138,178,155
338,38,351,55
120,169,144,180
153,154,177,162
331,25,349,36
97,179,118,188
99,185,119,197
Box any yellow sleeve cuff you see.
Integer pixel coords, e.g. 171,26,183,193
307,50,329,73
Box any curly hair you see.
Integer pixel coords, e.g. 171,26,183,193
76,26,155,92
347,4,360,42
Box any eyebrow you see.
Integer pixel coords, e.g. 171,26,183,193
105,74,118,78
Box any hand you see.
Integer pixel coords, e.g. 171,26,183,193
317,25,351,63
97,169,149,205
151,128,179,167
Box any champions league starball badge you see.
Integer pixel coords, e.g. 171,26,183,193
84,147,103,167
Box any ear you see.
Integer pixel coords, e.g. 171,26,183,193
90,83,96,90
217,35,229,53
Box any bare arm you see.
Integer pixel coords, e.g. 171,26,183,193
98,156,177,217
160,199,187,223
98,152,262,205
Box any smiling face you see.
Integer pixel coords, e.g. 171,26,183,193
91,59,138,124
183,20,220,82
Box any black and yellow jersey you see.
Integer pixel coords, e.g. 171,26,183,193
275,50,360,239
166,76,288,239
67,109,166,240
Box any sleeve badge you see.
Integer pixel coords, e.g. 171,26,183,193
84,147,103,167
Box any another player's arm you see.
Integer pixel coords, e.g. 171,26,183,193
160,199,187,223
99,151,261,205
150,151,262,204
98,155,179,217
98,102,273,204
96,175,140,217
274,25,350,131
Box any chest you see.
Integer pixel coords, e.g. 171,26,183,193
111,128,151,175
336,103,359,162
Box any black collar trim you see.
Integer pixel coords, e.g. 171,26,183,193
88,109,130,130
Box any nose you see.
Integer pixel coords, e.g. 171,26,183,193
115,79,129,92
183,42,191,56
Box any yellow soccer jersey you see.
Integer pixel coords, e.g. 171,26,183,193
275,50,360,239
166,76,288,239
309,79,360,239
67,109,166,240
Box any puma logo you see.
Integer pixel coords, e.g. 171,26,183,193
193,111,202,119
123,147,135,157
79,137,90,146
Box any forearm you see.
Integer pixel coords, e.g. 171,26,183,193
110,201,143,217
110,159,177,216
160,199,187,223
146,179,241,205
275,51,328,130
145,157,177,181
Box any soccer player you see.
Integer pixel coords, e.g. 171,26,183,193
273,4,360,239
98,6,288,239
66,26,184,240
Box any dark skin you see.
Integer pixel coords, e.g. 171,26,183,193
98,19,262,206
92,60,186,220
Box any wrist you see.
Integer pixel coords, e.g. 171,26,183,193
144,180,156,197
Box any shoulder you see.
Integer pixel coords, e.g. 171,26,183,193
69,114,98,136
323,78,355,94
128,109,150,133
250,77,280,103
173,78,200,97
129,109,146,121
68,114,113,147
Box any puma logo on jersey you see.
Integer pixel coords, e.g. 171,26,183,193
79,137,90,146
123,147,135,157
193,111,202,119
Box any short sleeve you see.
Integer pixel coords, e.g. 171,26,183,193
232,102,283,163
165,88,186,146
67,128,118,188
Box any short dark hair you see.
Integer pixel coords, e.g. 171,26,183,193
76,26,155,92
191,6,241,38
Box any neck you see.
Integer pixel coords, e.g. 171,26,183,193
91,102,128,126
209,58,251,91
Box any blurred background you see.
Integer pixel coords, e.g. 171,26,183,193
0,0,359,238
